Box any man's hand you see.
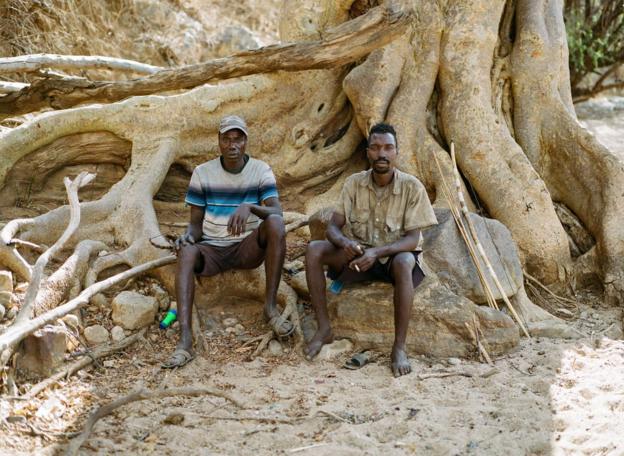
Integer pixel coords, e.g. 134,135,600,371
228,203,251,236
349,247,378,272
342,239,364,261
174,232,196,251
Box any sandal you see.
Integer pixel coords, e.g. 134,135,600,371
344,350,373,370
162,348,195,369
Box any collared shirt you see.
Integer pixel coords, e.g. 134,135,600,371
335,169,437,256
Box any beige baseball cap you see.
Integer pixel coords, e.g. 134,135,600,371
219,115,248,136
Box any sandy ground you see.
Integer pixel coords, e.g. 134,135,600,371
1,296,622,456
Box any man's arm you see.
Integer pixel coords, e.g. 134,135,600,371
327,212,363,260
228,197,283,236
349,229,421,272
175,204,204,250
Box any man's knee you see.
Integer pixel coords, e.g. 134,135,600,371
306,240,330,264
391,252,416,276
177,244,201,268
263,214,285,238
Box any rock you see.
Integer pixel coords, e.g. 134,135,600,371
0,270,13,293
84,325,109,345
111,326,126,342
447,357,461,366
204,316,219,331
211,25,262,57
112,291,158,330
151,283,170,311
328,279,519,358
162,412,185,425
317,338,354,360
0,291,12,307
222,317,238,328
0,304,5,320
61,314,81,332
289,271,309,298
225,327,237,335
103,360,115,368
267,339,283,356
233,324,245,336
90,293,108,309
423,209,523,303
17,326,67,377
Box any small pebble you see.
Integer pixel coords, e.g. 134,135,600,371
447,357,461,366
267,339,283,356
234,324,245,335
222,317,238,328
111,326,126,342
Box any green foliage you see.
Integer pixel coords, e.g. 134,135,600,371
565,0,624,93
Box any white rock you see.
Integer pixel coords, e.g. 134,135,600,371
267,339,283,356
0,270,13,293
317,339,354,360
112,291,158,330
84,325,109,345
90,293,108,308
234,324,245,336
222,317,238,328
111,326,126,342
447,357,461,366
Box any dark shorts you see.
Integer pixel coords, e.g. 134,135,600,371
194,228,265,277
327,251,425,288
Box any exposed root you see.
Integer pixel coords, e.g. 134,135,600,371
65,385,244,456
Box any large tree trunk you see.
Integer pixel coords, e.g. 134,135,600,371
0,0,622,332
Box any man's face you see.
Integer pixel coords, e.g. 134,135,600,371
367,132,397,174
218,129,247,162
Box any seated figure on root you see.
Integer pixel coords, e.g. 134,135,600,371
163,115,290,368
304,122,438,377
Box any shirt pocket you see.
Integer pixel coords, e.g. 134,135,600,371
384,215,403,243
349,210,369,241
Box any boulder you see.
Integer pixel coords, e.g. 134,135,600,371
328,279,519,358
112,291,158,330
0,270,13,293
423,208,523,303
17,326,67,378
84,325,109,345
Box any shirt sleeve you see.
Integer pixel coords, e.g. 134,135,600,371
335,176,356,217
404,181,438,231
259,165,279,202
184,168,206,207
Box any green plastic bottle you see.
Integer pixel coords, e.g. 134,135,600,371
159,309,177,329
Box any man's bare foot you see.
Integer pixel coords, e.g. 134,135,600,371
304,328,334,360
391,344,412,377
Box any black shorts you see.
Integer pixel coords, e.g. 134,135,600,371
193,228,265,276
327,251,425,288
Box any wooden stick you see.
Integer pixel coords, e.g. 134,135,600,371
65,386,244,456
450,144,530,338
523,271,577,304
0,255,176,365
431,147,499,309
23,331,145,400
417,368,498,380
0,4,410,117
0,80,27,94
0,54,163,75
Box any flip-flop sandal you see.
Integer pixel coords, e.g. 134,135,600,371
268,314,295,339
161,348,195,369
344,350,373,370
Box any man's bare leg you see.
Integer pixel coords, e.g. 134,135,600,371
258,214,287,328
390,252,416,377
175,244,203,354
304,240,350,359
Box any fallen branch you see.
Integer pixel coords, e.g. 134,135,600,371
65,386,244,456
0,255,176,367
0,80,27,94
0,4,410,117
24,330,145,400
0,54,163,75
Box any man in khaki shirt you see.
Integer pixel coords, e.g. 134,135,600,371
305,123,437,377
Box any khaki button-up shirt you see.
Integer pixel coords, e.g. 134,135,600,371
336,169,438,256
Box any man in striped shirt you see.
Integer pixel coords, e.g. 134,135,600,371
163,115,290,368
